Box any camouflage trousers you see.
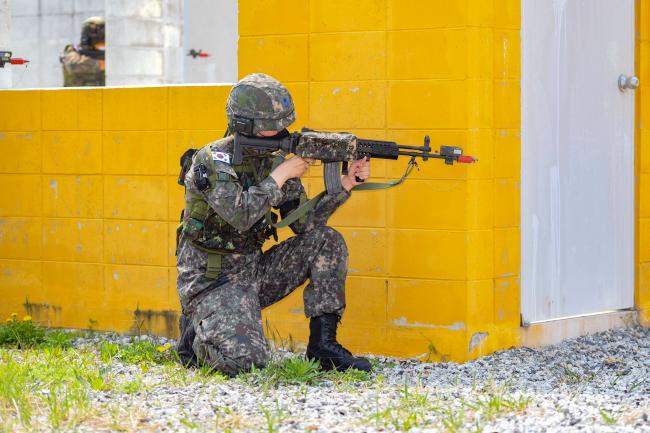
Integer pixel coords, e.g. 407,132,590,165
176,226,348,376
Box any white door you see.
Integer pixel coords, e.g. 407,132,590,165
521,0,636,323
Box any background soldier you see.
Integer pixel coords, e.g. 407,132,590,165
60,16,105,87
175,73,372,376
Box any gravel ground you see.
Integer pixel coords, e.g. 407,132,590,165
4,326,650,432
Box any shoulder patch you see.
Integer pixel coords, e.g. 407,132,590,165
211,150,231,165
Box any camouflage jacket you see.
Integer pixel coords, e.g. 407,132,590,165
60,44,105,87
180,135,350,255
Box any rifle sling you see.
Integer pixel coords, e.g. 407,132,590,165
274,158,418,229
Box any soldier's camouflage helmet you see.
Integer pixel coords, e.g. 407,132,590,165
81,16,105,47
226,73,295,135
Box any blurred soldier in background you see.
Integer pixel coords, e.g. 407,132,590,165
60,16,105,87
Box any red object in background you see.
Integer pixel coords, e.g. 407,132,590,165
10,58,29,65
188,49,210,59
458,155,478,163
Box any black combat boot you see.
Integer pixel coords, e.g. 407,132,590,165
176,313,198,367
306,313,372,372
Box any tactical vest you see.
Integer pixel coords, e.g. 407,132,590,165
61,45,105,87
177,142,283,277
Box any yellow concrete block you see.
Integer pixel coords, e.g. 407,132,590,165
639,262,650,309
643,3,650,42
467,179,494,230
103,87,167,130
386,179,466,230
467,80,493,128
104,176,168,221
642,129,650,174
0,175,42,217
387,278,467,329
494,178,520,228
169,266,178,296
168,86,230,130
168,222,179,267
0,259,43,306
104,220,168,266
494,0,520,29
642,86,650,130
465,129,494,180
238,36,309,83
641,43,650,93
466,28,494,79
310,32,386,81
344,277,387,326
466,325,495,360
103,131,167,175
388,81,466,129
310,81,385,129
321,181,386,228
0,132,42,173
42,261,103,329
0,217,42,260
42,131,101,174
169,175,184,223
339,324,388,355
467,279,494,329
640,219,650,262
263,284,307,322
385,129,468,180
42,218,103,263
388,29,466,80
339,228,387,276
0,90,40,131
467,229,493,280
466,0,494,27
285,83,309,127
642,174,650,218
494,228,520,278
494,276,520,327
387,229,466,279
239,0,308,35
43,175,103,218
387,0,465,30
494,129,520,178
311,0,386,32
494,80,521,129
105,265,170,311
494,29,521,79
167,130,224,176
385,327,467,361
41,89,102,131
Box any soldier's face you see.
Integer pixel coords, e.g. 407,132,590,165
257,130,280,137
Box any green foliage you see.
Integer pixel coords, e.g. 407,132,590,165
239,356,325,387
0,314,45,348
599,409,618,425
99,339,174,365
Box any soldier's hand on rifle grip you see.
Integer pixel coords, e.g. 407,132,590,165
341,157,371,192
270,156,313,188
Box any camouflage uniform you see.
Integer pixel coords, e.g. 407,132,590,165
61,17,105,87
60,45,105,87
176,135,351,376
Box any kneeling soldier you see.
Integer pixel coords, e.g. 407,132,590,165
175,73,371,376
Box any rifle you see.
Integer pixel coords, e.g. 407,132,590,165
232,128,477,195
0,51,29,68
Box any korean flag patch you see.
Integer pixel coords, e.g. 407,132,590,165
212,150,231,165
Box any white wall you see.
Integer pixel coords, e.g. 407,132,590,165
183,0,237,83
106,0,183,86
0,0,11,88
10,0,105,88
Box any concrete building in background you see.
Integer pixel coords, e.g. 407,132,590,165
2,0,237,88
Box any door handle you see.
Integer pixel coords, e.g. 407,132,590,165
618,74,640,92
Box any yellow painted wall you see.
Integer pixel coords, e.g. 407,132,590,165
238,0,521,361
637,0,650,326
1,0,646,362
0,86,231,337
